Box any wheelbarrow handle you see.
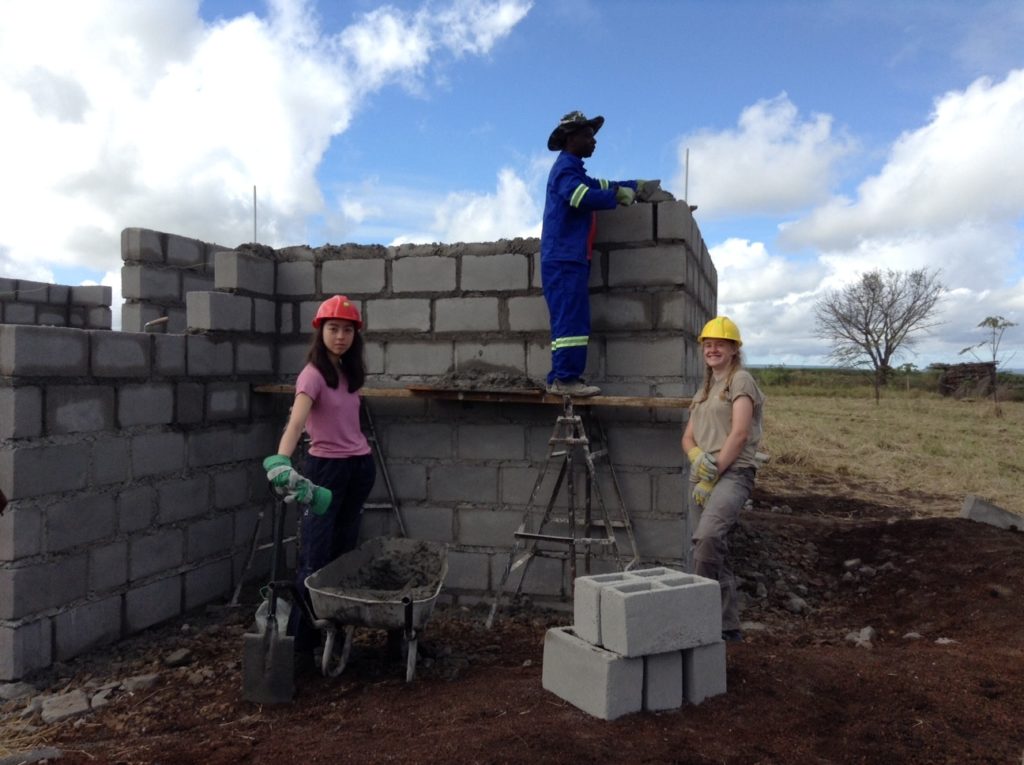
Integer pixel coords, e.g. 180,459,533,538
268,580,330,630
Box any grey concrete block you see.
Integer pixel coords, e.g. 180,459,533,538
157,475,210,523
960,494,1024,530
1,302,35,324
0,502,42,561
365,299,430,332
16,279,49,303
298,300,321,332
176,382,205,424
507,296,549,332
526,340,551,380
0,387,42,439
657,201,698,243
591,292,654,332
205,382,250,420
683,640,727,704
322,258,386,295
118,485,155,533
186,292,252,332
429,465,498,503
0,618,52,681
456,507,522,547
87,306,112,329
213,467,251,509
386,463,427,502
393,256,456,292
120,302,164,333
54,596,122,662
0,443,90,499
435,297,500,332
91,332,150,377
498,466,561,507
37,306,68,326
442,549,490,591
495,550,564,598
656,291,693,331
236,341,274,374
596,469,652,515
385,423,453,459
71,285,112,307
278,341,307,376
130,431,186,477
0,554,87,619
130,528,184,580
631,517,686,562
276,261,315,295
384,340,454,375
462,253,529,291
49,284,70,304
46,492,116,552
118,383,174,427
231,421,278,461
654,471,685,515
573,571,633,646
455,341,526,373
399,506,454,542
90,433,129,487
186,515,233,562
89,540,128,592
608,426,684,468
187,335,234,376
542,626,643,720
188,427,237,468
457,424,524,460
121,228,163,263
181,270,214,296
214,250,274,294
608,245,686,288
253,297,275,334
594,204,654,245
644,650,683,711
185,558,232,610
0,325,89,376
278,302,295,335
126,576,181,632
164,234,204,266
121,264,180,301
153,334,186,376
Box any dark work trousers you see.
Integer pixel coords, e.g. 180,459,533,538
541,259,591,385
288,452,376,655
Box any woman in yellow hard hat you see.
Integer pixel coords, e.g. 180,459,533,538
681,316,764,642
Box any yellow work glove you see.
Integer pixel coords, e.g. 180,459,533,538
615,186,635,206
692,479,716,508
687,447,718,483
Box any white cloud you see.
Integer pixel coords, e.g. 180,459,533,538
0,0,530,281
710,238,823,305
672,93,856,218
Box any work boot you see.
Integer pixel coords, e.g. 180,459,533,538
547,378,601,397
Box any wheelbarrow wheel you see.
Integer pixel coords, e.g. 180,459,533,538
320,624,356,678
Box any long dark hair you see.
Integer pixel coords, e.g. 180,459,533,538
305,323,366,393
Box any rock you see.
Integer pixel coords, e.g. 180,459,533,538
843,558,861,571
40,689,91,724
163,648,192,667
903,632,923,640
845,626,876,649
91,687,116,709
785,595,809,614
0,747,63,765
122,673,160,692
935,637,958,645
988,584,1013,598
860,565,876,577
0,681,37,702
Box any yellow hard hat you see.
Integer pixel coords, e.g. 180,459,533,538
697,316,742,347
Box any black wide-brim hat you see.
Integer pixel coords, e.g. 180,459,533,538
547,111,605,151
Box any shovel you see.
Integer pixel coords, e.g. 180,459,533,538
242,496,294,704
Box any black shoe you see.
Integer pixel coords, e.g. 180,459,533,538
722,629,743,643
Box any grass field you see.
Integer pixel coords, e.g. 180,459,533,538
749,369,1024,518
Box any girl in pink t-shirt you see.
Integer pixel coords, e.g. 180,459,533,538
272,295,376,660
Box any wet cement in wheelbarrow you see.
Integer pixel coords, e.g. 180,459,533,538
319,540,444,602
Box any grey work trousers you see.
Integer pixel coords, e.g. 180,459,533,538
688,466,756,632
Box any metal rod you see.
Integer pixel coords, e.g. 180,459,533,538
684,147,690,202
253,185,258,243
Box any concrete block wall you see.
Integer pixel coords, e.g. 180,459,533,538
0,277,112,330
542,568,726,718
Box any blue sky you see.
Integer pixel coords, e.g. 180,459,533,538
1,0,1022,366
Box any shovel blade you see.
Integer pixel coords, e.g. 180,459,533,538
242,623,295,704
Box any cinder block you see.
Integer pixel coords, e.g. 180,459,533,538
279,302,295,334
119,302,163,333
231,421,278,460
185,558,232,610
442,549,491,591
657,201,698,244
542,626,643,720
644,650,683,711
130,431,186,477
385,423,453,459
276,261,315,295
54,596,122,661
456,507,522,547
89,540,128,592
121,264,180,301
16,279,49,303
277,341,306,376
429,465,498,503
591,292,654,332
462,253,529,291
253,297,275,333
121,228,163,263
126,575,181,632
507,296,549,332
91,332,150,377
0,443,90,499
0,618,52,681
117,485,155,533
176,382,205,424
321,257,386,295
364,299,430,332
87,435,127,487
630,517,686,562
384,340,454,375
607,245,686,288
186,335,234,376
187,428,236,468
435,297,499,332
186,291,252,332
594,204,654,245
42,385,113,434
0,325,89,376
608,426,686,469
497,465,561,506
70,285,112,307
398,506,454,543
213,467,251,509
37,306,68,326
457,424,524,460
118,383,174,427
157,475,210,524
186,515,233,562
130,528,184,581
49,284,70,304
236,341,274,374
214,250,274,294
385,463,427,501
181,270,214,296
0,387,42,439
495,550,564,598
600,571,721,657
87,306,112,329
573,572,633,646
960,494,1024,531
683,640,727,704
1,302,35,324
152,334,185,376
46,492,116,552
393,256,456,292
205,382,250,420
0,502,42,561
526,340,551,380
0,554,87,619
455,341,526,373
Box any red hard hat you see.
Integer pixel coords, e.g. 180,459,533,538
312,295,362,329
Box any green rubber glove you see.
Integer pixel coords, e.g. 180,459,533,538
263,454,294,495
615,186,635,206
635,179,647,194
692,479,716,508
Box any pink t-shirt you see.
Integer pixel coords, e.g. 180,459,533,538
295,364,371,458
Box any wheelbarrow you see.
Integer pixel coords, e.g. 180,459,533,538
300,537,448,682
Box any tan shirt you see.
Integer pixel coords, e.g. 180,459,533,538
690,369,765,470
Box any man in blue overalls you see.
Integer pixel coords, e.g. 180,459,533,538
542,111,640,397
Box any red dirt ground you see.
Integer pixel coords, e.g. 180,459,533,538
6,486,1024,765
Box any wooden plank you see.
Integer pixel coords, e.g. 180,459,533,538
252,384,690,409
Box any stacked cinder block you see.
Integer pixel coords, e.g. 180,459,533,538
0,277,112,329
542,568,727,720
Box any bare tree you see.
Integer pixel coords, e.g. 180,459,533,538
814,268,944,403
959,315,1017,416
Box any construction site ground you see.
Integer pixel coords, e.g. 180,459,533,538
4,482,1024,765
